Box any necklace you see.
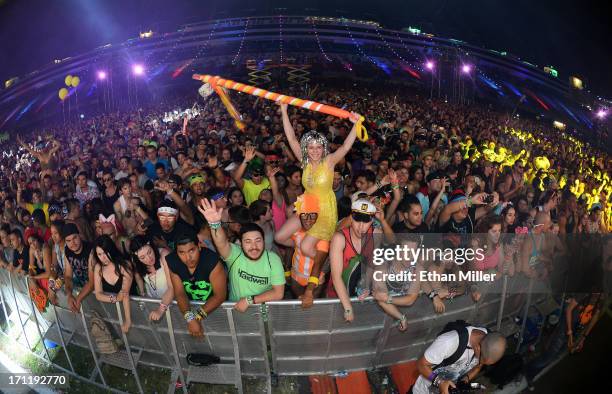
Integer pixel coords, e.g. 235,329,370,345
148,271,157,292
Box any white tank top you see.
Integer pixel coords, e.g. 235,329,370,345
144,266,169,299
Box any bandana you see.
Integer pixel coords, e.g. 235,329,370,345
207,192,224,201
188,175,206,186
157,206,178,216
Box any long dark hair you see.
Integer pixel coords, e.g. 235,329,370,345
93,235,132,279
129,235,161,277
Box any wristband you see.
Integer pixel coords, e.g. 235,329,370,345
284,271,291,278
159,303,168,312
427,371,437,382
344,308,353,316
428,290,438,300
184,310,197,322
109,294,117,304
246,296,254,305
466,196,473,208
308,276,320,286
397,314,407,324
386,295,394,304
391,184,400,190
196,307,208,320
209,221,222,230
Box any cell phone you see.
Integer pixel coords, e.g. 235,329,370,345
483,194,494,204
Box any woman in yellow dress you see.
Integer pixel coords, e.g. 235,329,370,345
276,102,361,259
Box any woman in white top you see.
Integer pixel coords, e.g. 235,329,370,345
48,221,67,304
130,235,174,321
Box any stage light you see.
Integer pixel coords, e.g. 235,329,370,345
461,64,472,74
132,64,145,75
596,109,607,119
97,71,107,80
425,61,435,70
553,121,566,130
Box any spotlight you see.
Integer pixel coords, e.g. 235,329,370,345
596,109,607,119
132,64,145,75
97,71,107,80
425,61,435,70
461,64,472,74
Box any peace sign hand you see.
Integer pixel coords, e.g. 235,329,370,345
197,198,223,223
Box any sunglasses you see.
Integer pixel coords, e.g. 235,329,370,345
299,213,318,220
103,177,113,182
252,172,263,177
352,212,373,223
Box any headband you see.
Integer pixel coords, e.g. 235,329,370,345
157,206,178,215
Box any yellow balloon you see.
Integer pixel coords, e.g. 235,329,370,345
534,156,550,171
58,88,68,100
71,76,80,88
65,75,73,86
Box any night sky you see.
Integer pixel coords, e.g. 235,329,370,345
1,0,610,96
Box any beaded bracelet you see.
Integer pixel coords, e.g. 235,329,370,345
109,294,117,304
209,221,222,230
184,310,197,322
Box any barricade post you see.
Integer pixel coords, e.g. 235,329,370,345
164,306,188,394
496,274,509,331
8,272,32,351
115,301,145,394
515,276,535,353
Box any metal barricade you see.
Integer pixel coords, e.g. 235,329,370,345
0,269,543,394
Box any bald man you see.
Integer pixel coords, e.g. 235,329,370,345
413,324,506,394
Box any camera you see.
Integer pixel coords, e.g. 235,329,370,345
448,381,486,393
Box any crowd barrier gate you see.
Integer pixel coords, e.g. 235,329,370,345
0,269,545,393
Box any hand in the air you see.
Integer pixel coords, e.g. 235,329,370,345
198,199,223,223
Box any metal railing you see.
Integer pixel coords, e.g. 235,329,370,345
0,269,542,393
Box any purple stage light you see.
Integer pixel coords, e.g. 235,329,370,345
97,71,107,80
461,64,472,74
132,64,145,75
596,109,607,119
425,61,435,70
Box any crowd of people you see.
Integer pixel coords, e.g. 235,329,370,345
0,80,609,392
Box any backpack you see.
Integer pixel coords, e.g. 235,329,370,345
433,320,471,370
89,311,119,354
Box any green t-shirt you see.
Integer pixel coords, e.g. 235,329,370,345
242,178,270,206
224,244,284,301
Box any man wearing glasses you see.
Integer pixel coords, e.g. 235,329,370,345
197,199,285,313
275,194,327,308
232,147,270,206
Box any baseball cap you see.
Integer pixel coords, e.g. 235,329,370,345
426,171,443,183
61,223,80,238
